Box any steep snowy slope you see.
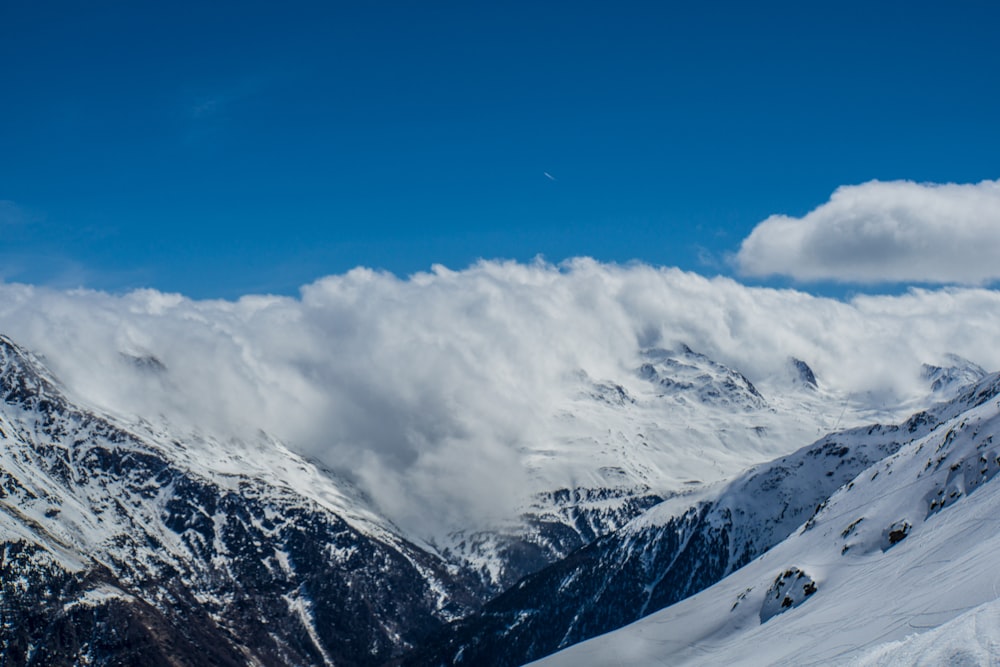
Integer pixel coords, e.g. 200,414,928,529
0,335,478,666
534,373,1000,666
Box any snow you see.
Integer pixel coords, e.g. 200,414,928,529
62,585,135,612
283,590,335,667
844,598,1000,666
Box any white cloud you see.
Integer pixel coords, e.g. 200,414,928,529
735,179,1000,284
2,261,1000,537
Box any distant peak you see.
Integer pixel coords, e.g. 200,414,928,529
921,354,987,395
0,333,35,368
121,352,167,373
638,344,766,410
790,358,818,389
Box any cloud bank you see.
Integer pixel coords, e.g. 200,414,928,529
2,261,1000,537
736,179,1000,284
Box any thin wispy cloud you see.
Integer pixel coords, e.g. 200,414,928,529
735,179,1000,285
694,245,721,270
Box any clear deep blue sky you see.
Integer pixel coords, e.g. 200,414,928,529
2,1,998,298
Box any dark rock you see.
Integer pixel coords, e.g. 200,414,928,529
760,567,818,622
791,358,818,389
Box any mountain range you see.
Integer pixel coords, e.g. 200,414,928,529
1,331,996,665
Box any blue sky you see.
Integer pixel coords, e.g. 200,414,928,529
2,1,998,298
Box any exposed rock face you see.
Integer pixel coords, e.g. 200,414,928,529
883,520,911,548
791,357,818,389
759,566,818,623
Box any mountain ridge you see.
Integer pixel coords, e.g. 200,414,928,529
0,334,480,666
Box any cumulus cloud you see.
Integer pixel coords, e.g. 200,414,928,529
2,261,1000,537
735,179,1000,284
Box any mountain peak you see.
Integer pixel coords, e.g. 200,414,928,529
921,353,987,396
790,357,818,389
0,333,65,412
638,345,766,410
0,332,23,357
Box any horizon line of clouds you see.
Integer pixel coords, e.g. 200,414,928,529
734,178,1000,286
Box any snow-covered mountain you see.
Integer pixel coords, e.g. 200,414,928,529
3,325,996,666
0,334,480,666
922,353,987,398
407,425,910,665
434,344,899,594
533,372,1000,666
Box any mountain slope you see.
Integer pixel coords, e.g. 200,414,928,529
534,372,1000,666
0,334,477,666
